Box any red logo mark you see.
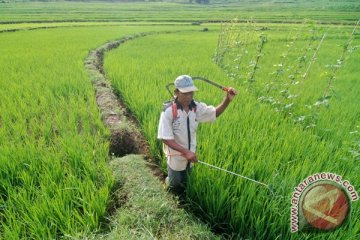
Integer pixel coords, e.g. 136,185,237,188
301,183,350,231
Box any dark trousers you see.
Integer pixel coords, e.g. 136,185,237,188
167,163,192,198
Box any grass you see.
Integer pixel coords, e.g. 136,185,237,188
104,28,359,239
217,20,360,156
0,0,359,238
95,154,218,240
0,21,190,32
0,1,359,23
0,24,199,239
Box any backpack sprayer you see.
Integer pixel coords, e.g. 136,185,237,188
165,76,273,194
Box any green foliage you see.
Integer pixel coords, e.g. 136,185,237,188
0,1,359,23
104,28,359,239
1,1,359,238
98,155,218,239
0,24,187,239
216,20,360,151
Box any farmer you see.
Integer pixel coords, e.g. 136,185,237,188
157,75,237,198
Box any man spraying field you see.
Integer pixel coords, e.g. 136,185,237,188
157,75,237,197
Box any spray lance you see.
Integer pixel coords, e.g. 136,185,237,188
165,76,274,195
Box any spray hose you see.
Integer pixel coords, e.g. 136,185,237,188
197,160,268,187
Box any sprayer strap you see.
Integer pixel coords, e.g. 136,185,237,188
170,99,197,121
171,102,178,120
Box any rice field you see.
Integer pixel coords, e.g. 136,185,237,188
0,0,359,239
1,1,359,23
0,24,197,239
104,25,359,239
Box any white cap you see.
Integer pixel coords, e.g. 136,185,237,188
174,75,198,93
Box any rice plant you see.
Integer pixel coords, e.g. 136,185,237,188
0,24,192,239
104,29,359,239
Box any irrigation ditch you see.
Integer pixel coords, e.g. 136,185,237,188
85,33,153,158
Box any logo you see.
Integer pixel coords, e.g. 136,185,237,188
301,183,349,230
290,172,358,233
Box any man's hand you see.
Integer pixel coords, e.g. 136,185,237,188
226,87,237,101
216,87,237,117
162,139,197,163
183,150,198,163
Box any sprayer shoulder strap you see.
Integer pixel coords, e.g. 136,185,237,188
171,102,178,120
170,100,197,122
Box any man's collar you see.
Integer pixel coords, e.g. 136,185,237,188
174,98,196,111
